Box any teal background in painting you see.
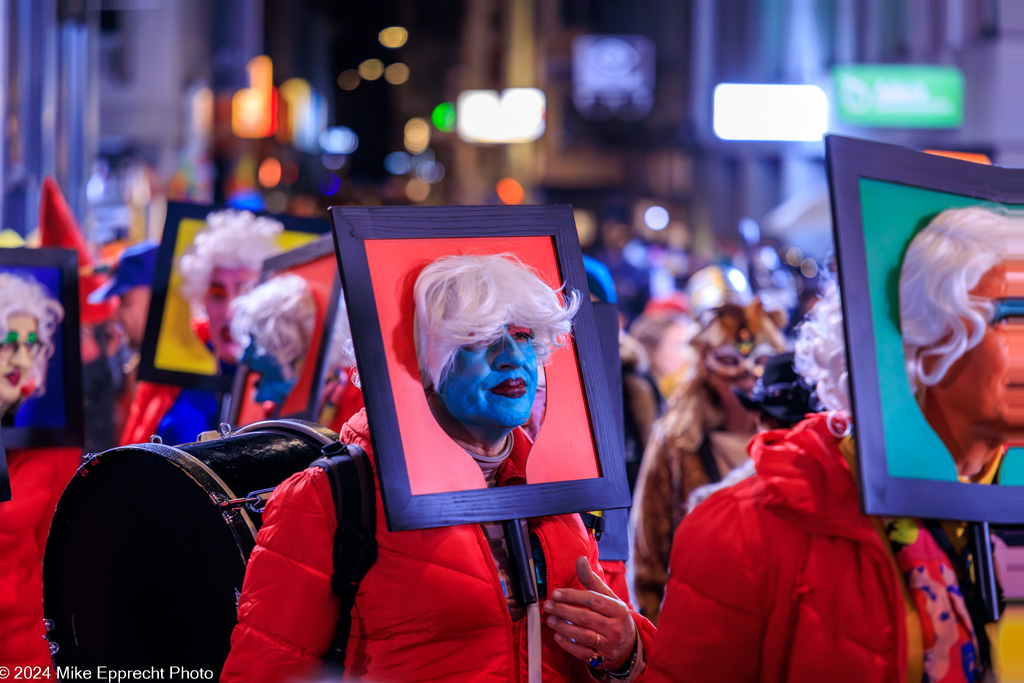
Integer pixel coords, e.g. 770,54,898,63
1002,447,1024,484
857,178,1021,481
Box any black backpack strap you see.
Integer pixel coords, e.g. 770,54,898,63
312,442,377,673
579,512,606,541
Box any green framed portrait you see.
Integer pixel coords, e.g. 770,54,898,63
827,135,1024,523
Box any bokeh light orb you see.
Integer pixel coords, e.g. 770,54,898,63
384,63,410,85
318,172,342,196
379,26,408,48
405,178,430,202
496,178,525,205
384,151,412,175
358,59,385,81
643,205,670,231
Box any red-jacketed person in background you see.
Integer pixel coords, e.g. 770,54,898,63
222,253,656,683
646,207,1009,682
0,179,86,674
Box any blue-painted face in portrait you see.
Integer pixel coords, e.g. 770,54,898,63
242,340,296,405
436,325,538,445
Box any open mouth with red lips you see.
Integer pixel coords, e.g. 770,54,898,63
4,369,21,387
490,377,527,398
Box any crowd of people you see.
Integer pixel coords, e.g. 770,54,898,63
0,179,1013,682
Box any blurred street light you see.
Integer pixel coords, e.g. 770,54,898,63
496,178,525,204
358,59,385,81
431,102,456,133
258,158,281,188
643,205,670,231
338,69,360,91
404,118,430,154
406,178,430,202
384,63,410,85
319,127,359,155
379,26,408,48
232,56,278,139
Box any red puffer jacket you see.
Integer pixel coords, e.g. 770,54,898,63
645,414,907,683
223,409,655,682
0,447,81,673
118,380,181,446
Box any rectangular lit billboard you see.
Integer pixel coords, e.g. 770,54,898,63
833,65,963,128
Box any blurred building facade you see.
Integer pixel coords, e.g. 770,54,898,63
2,0,1022,312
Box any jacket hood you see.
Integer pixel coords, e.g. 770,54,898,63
750,414,876,542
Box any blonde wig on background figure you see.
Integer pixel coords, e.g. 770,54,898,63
177,210,284,307
413,253,582,390
229,274,316,378
0,272,65,397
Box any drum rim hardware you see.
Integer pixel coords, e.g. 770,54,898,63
215,487,277,515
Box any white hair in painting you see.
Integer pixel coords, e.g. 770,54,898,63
177,210,283,305
900,206,1009,391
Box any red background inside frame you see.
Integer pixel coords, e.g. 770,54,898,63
364,236,601,496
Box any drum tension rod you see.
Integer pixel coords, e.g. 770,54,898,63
215,488,277,515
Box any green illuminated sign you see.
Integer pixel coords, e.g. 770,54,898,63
833,65,963,128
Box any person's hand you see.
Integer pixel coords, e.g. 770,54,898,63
545,556,638,672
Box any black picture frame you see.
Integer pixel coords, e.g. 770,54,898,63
0,426,9,502
0,247,84,450
227,235,342,426
139,202,329,393
826,134,1024,523
592,300,630,562
329,205,630,531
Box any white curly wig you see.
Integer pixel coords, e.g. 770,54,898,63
325,293,359,388
414,253,582,390
794,280,849,414
900,206,1009,392
229,274,316,375
177,210,284,305
0,272,65,396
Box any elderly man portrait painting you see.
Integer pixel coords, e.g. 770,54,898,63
899,205,1021,481
223,251,657,683
0,272,65,424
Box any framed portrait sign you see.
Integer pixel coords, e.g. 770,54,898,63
0,247,84,450
826,134,1024,523
0,426,9,502
139,202,330,393
228,235,342,427
329,205,630,531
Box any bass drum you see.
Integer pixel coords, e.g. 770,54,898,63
43,419,337,675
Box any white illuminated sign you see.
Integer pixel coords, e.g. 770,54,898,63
456,88,546,143
713,84,828,141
